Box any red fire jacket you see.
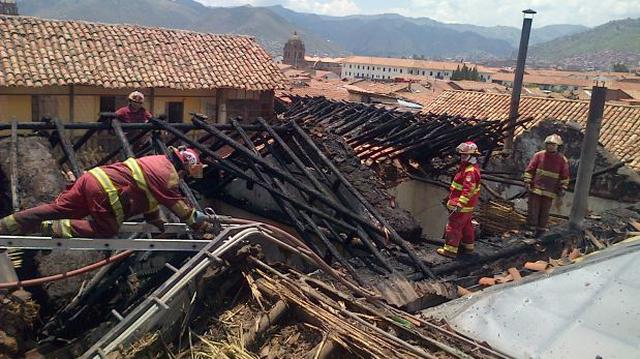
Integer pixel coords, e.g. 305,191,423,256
523,150,570,198
89,155,196,224
447,163,481,212
115,105,152,123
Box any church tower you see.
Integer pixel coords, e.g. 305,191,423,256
0,0,18,15
283,31,305,68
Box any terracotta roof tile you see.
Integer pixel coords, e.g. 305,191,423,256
425,90,640,172
0,15,286,91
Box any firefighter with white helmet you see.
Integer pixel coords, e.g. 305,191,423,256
436,141,482,258
115,91,152,123
523,133,570,237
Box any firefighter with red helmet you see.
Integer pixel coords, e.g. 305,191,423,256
437,141,482,258
0,147,212,238
523,134,570,237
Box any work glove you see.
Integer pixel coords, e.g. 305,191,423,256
191,210,220,234
441,196,449,207
557,189,566,197
148,218,166,233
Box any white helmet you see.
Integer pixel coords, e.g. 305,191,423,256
544,134,563,145
128,91,145,103
456,141,480,155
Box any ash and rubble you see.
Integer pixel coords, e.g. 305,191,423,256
0,99,638,358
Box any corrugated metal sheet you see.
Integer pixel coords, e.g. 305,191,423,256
427,238,640,359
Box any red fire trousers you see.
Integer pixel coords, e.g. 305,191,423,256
444,211,475,252
6,173,119,238
526,193,554,232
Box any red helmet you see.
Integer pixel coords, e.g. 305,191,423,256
456,141,480,155
172,146,204,178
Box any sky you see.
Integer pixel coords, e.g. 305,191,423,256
195,0,640,27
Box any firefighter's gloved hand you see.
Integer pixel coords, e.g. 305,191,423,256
441,196,449,207
525,182,532,192
191,210,219,233
148,218,166,233
557,189,566,197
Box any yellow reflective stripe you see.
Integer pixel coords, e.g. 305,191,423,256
470,185,481,195
3,215,21,234
464,165,475,172
459,206,475,212
523,172,533,179
462,243,475,250
458,196,470,204
185,209,197,226
443,244,458,253
560,179,569,184
124,158,159,213
89,167,125,225
450,181,464,191
531,187,557,198
59,219,73,239
536,168,560,179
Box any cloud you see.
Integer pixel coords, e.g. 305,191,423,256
197,0,360,16
195,0,640,27
403,0,640,27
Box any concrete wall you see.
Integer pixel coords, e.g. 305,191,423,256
389,180,449,239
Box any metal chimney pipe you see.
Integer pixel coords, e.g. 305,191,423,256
569,85,607,230
504,9,536,153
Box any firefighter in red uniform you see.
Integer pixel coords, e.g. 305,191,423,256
115,91,152,123
437,141,482,258
0,147,213,238
523,134,569,237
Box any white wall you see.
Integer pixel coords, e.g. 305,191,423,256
389,180,450,239
341,63,492,82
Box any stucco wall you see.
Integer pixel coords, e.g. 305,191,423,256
390,180,449,239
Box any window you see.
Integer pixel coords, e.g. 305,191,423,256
349,64,352,68
165,102,184,123
383,67,386,72
399,69,403,73
430,71,433,76
31,95,59,121
422,71,425,75
99,96,116,112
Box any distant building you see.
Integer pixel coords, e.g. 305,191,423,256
340,56,494,82
283,32,305,68
0,15,286,125
0,0,17,15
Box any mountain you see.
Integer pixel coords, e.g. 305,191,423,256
267,6,513,58
17,0,347,55
530,18,640,69
17,0,590,59
267,5,588,49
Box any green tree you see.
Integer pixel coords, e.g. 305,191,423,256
612,63,629,72
471,66,479,81
452,65,462,80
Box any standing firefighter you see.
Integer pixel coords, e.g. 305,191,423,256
523,134,569,237
437,141,482,258
0,147,215,238
115,91,152,123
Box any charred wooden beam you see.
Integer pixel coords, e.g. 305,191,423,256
9,119,19,211
291,122,436,279
52,118,82,177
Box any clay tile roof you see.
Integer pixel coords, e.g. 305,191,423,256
0,15,286,91
425,90,640,172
